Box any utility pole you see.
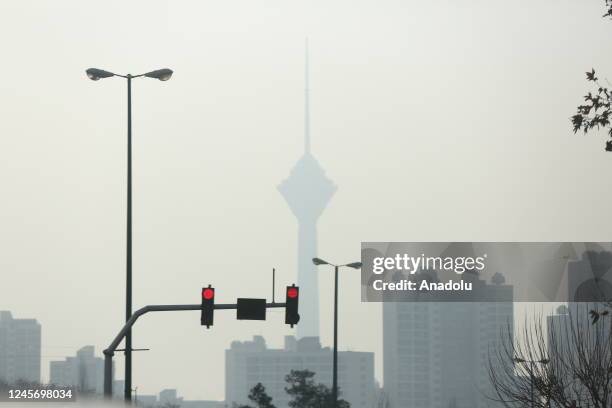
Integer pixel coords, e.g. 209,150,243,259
312,257,362,408
85,66,173,403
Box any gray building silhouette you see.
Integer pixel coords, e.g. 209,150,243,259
0,311,41,384
225,336,375,408
278,43,336,339
383,274,513,408
49,345,108,394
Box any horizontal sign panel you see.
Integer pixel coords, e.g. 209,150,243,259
236,298,267,320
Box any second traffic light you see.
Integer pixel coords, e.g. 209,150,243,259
201,286,215,328
285,284,300,327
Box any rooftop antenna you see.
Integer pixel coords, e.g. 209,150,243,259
272,268,276,304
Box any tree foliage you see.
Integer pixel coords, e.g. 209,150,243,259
240,370,350,408
285,370,350,408
572,2,612,150
488,306,612,408
605,0,612,18
238,383,276,408
571,68,612,151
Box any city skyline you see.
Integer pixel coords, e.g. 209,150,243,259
2,0,612,401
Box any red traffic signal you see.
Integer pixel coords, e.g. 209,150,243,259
285,285,300,327
202,287,215,300
201,285,215,328
287,287,298,299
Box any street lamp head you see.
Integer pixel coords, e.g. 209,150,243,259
345,262,363,269
539,358,550,365
513,357,526,363
144,68,173,81
86,68,115,81
312,257,330,266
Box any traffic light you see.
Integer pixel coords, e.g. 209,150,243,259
285,284,299,327
201,285,215,328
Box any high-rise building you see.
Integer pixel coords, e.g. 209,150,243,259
278,42,336,339
383,273,513,408
49,345,108,394
225,336,375,408
0,311,41,384
547,304,572,352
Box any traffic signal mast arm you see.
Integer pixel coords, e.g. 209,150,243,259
102,301,287,397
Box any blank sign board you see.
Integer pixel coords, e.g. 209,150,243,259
236,298,267,320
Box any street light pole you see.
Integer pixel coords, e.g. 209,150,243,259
125,73,133,403
86,67,172,403
312,257,362,408
332,265,339,407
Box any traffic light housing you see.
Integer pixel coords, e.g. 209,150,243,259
285,284,299,327
201,285,215,328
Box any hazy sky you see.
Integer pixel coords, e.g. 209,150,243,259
2,0,612,401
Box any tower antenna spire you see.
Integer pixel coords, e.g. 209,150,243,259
305,37,311,154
